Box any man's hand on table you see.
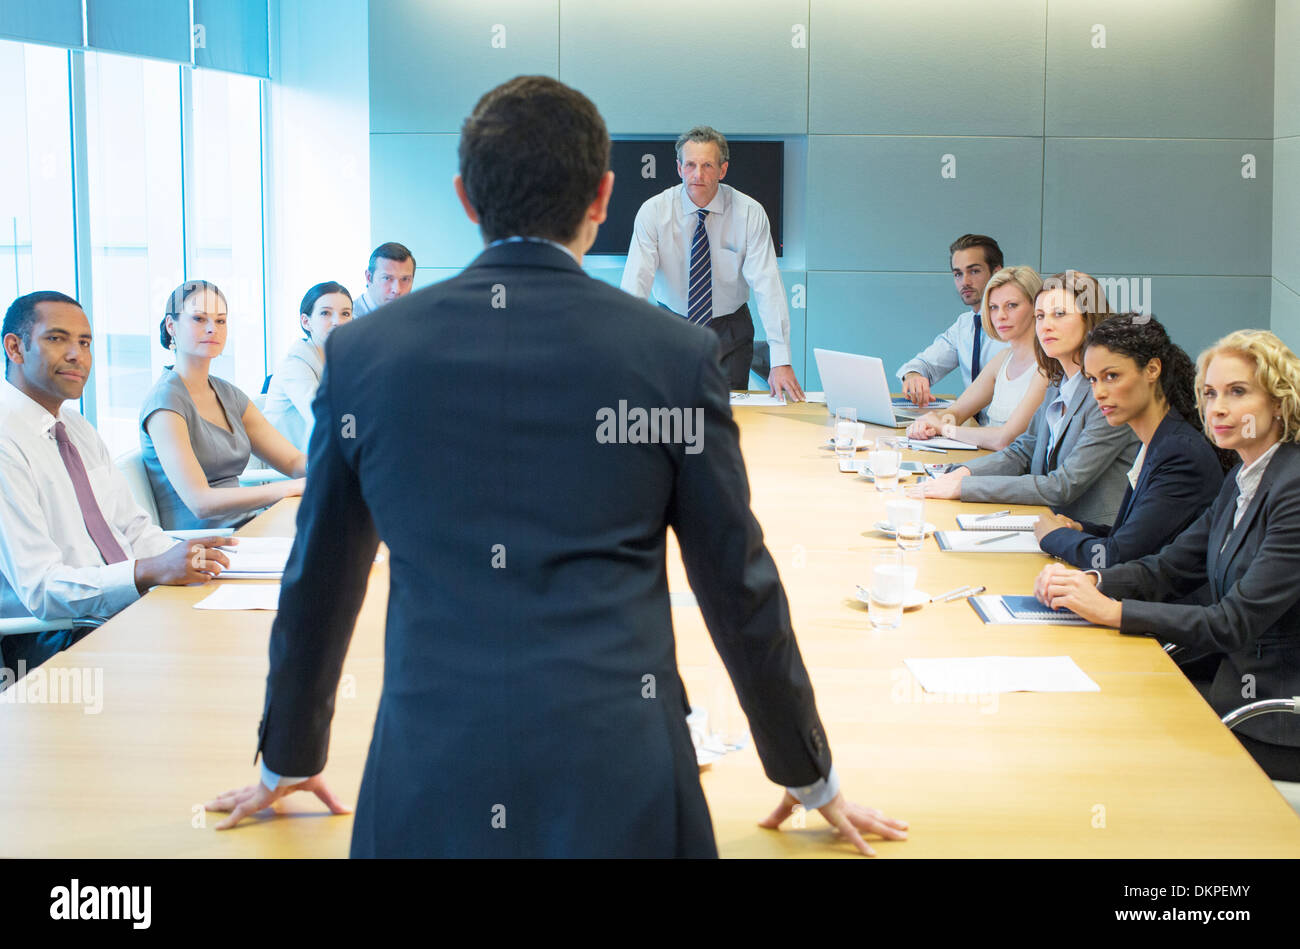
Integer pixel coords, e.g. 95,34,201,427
759,791,909,856
768,365,805,402
208,774,350,830
134,535,235,592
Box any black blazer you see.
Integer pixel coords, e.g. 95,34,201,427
1099,441,1300,748
1039,409,1224,570
254,241,833,857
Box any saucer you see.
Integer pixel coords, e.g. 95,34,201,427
855,587,928,610
874,520,937,537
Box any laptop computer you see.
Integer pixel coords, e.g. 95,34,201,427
813,348,949,427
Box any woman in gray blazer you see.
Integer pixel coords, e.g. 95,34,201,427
924,271,1139,526
1037,330,1300,781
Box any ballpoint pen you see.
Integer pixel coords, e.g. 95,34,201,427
932,584,972,602
906,442,948,454
975,532,1018,545
974,509,1011,521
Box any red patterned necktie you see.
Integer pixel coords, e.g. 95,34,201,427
52,420,128,565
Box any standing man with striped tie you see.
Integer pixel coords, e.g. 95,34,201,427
0,291,231,680
621,126,804,401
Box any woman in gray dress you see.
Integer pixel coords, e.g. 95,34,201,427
140,280,307,531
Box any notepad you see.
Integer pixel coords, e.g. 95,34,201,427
934,531,1042,553
215,537,294,579
968,595,1097,626
906,436,980,450
956,514,1039,531
194,584,282,611
903,656,1100,693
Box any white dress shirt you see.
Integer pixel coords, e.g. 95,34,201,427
0,380,174,631
263,338,325,453
1045,370,1085,457
621,183,792,367
352,292,377,318
1232,440,1282,530
896,309,1008,392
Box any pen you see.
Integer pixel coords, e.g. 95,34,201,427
932,584,972,602
906,442,948,454
974,509,1011,521
975,532,1017,545
962,586,987,597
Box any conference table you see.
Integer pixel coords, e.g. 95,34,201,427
3,399,1299,858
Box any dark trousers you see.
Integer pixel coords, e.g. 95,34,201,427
665,303,755,389
0,626,94,690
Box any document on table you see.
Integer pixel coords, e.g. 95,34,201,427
215,536,294,578
905,436,981,451
934,530,1042,553
804,391,827,404
730,392,790,406
903,656,1100,694
194,584,282,611
956,514,1039,531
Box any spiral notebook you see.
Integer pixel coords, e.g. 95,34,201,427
968,595,1098,626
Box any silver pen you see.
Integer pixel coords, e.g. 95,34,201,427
932,584,972,602
975,532,1018,546
974,509,1011,521
906,442,948,454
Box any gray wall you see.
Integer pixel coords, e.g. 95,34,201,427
1275,0,1300,350
369,0,1279,389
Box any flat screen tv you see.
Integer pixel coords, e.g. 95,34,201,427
589,139,784,257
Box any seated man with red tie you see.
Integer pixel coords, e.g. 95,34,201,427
0,291,232,679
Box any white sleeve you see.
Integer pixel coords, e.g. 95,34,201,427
739,206,791,368
620,200,660,301
896,316,965,383
0,444,142,623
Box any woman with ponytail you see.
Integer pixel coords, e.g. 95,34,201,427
1033,313,1226,569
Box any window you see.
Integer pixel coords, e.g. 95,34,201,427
189,67,267,399
84,50,184,457
0,40,75,309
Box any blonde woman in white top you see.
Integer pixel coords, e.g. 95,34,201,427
907,265,1048,451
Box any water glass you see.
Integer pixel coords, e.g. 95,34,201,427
894,484,926,551
869,549,907,630
870,436,901,492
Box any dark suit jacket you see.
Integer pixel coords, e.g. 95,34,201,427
961,374,1139,524
1039,409,1224,569
1099,441,1300,747
254,241,833,857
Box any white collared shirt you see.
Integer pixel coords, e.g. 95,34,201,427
1126,443,1148,490
620,183,792,367
1232,440,1282,529
263,338,325,453
352,292,377,318
0,379,174,630
1046,370,1085,456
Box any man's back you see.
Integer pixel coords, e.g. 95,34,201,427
268,240,814,856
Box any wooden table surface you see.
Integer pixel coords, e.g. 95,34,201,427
2,399,1297,857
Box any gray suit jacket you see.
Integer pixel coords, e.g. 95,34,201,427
960,374,1139,524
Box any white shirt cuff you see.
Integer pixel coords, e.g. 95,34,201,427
767,340,791,369
787,765,840,810
103,559,145,616
260,760,309,792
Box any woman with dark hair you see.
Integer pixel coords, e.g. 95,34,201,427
139,280,306,530
263,282,353,452
1033,314,1227,569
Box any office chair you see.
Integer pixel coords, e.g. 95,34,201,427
1221,697,1300,816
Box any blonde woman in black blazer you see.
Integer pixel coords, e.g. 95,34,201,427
1036,329,1300,780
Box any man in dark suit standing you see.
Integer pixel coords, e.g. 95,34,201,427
208,76,907,857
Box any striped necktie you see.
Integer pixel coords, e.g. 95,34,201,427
687,208,712,325
53,421,128,565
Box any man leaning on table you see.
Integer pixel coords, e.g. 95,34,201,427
207,76,907,857
620,125,804,402
0,291,231,679
897,234,1008,417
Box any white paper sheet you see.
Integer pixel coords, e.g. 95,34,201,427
903,656,1100,694
729,392,791,406
213,536,294,578
193,584,282,611
935,530,1042,553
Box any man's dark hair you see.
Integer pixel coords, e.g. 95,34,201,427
949,234,1004,271
458,75,610,244
3,291,81,370
368,242,416,274
299,281,352,338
